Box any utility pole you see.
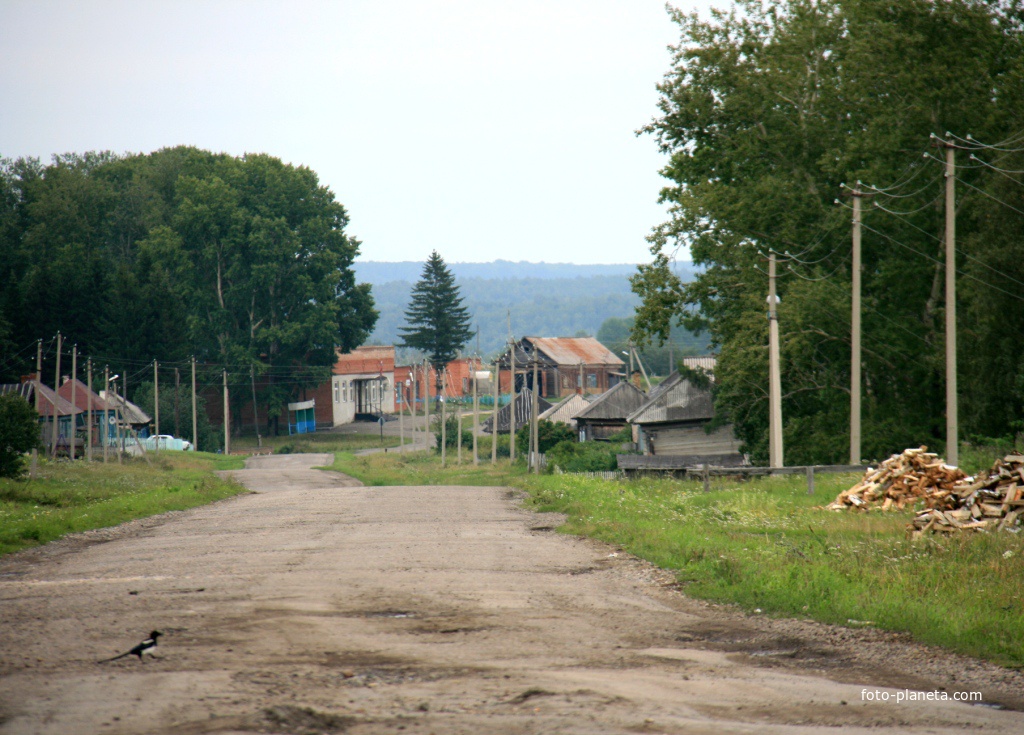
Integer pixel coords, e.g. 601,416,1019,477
441,394,447,468
768,252,784,468
850,189,864,465
491,361,499,464
153,360,159,453
509,340,516,463
944,138,959,467
51,332,62,457
70,345,77,461
250,364,261,448
472,361,479,466
121,374,127,460
191,357,198,452
86,358,93,462
223,369,230,456
454,369,462,464
103,365,110,464
31,340,41,478
532,355,540,474
174,367,180,438
423,359,430,448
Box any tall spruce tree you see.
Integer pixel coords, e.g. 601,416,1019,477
399,251,473,404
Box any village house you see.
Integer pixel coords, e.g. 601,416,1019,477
332,345,396,424
496,337,625,400
573,381,647,441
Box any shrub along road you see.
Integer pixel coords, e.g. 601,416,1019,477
0,454,1022,734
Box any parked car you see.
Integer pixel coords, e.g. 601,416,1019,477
142,435,194,451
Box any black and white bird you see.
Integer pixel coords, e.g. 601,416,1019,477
97,630,162,663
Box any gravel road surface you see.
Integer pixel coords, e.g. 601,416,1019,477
1,453,1022,734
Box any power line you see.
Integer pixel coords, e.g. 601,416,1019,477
969,154,1024,177
955,174,1024,217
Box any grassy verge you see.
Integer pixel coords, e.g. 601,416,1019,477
326,449,525,487
524,471,1024,668
232,431,401,454
0,452,248,556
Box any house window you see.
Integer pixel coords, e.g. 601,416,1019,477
334,383,340,403
587,373,597,388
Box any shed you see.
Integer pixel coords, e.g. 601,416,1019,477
497,337,625,399
538,392,592,429
573,381,647,441
627,370,743,465
481,389,552,434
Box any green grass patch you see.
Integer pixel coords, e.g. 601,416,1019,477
522,471,1024,668
326,449,527,487
0,452,247,556
232,431,401,454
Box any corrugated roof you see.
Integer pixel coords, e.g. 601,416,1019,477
5,381,82,417
574,381,647,422
526,337,624,367
538,393,592,426
99,390,151,425
680,355,717,377
481,389,553,434
627,371,715,425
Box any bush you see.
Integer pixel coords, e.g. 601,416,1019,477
546,439,618,473
431,412,472,454
0,393,41,478
515,420,576,456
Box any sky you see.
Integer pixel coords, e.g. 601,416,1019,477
0,0,721,265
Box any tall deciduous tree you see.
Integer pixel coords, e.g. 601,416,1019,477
398,251,473,402
631,0,1024,463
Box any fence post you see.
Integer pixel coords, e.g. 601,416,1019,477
806,465,815,495
702,463,710,492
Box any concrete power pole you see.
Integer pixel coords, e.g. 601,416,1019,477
223,369,230,456
86,358,93,462
31,340,41,478
153,360,159,453
103,365,109,464
70,345,77,460
191,357,198,452
531,356,540,474
768,253,784,468
472,361,479,466
944,139,959,467
850,190,863,466
51,332,62,457
509,341,516,463
491,361,499,465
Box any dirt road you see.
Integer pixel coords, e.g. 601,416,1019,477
1,454,1022,734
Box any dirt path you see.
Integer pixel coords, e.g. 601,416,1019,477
1,454,1022,734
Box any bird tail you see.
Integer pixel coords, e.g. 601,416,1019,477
96,651,130,664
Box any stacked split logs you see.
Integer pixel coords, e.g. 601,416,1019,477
825,447,1024,535
827,447,965,512
908,454,1024,537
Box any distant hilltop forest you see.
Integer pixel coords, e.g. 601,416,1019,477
357,260,705,365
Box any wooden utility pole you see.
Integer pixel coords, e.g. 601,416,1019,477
491,361,499,464
850,190,863,465
223,369,230,456
31,340,41,478
70,345,77,460
509,341,516,463
153,360,159,453
531,356,540,474
454,369,462,464
472,363,479,466
51,332,62,457
86,358,93,462
103,366,109,464
399,377,405,448
440,394,447,468
191,357,198,452
174,367,180,438
423,359,430,447
250,364,261,447
944,139,959,467
768,252,784,468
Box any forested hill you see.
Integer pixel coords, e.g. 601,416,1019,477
358,261,700,359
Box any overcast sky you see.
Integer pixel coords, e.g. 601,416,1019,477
1,1,721,265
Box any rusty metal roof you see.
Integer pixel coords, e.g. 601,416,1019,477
524,337,624,367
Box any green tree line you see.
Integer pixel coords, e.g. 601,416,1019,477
631,0,1024,463
0,147,376,435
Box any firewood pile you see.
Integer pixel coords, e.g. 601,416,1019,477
827,447,965,512
908,454,1024,537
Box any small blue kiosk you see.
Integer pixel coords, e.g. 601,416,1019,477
287,399,317,435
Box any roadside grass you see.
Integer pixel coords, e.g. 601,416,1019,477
232,431,401,454
326,449,525,487
0,452,247,556
524,471,1024,668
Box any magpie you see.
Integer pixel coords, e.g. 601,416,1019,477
97,630,162,663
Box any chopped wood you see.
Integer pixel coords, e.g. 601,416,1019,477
827,446,965,512
906,453,1024,537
